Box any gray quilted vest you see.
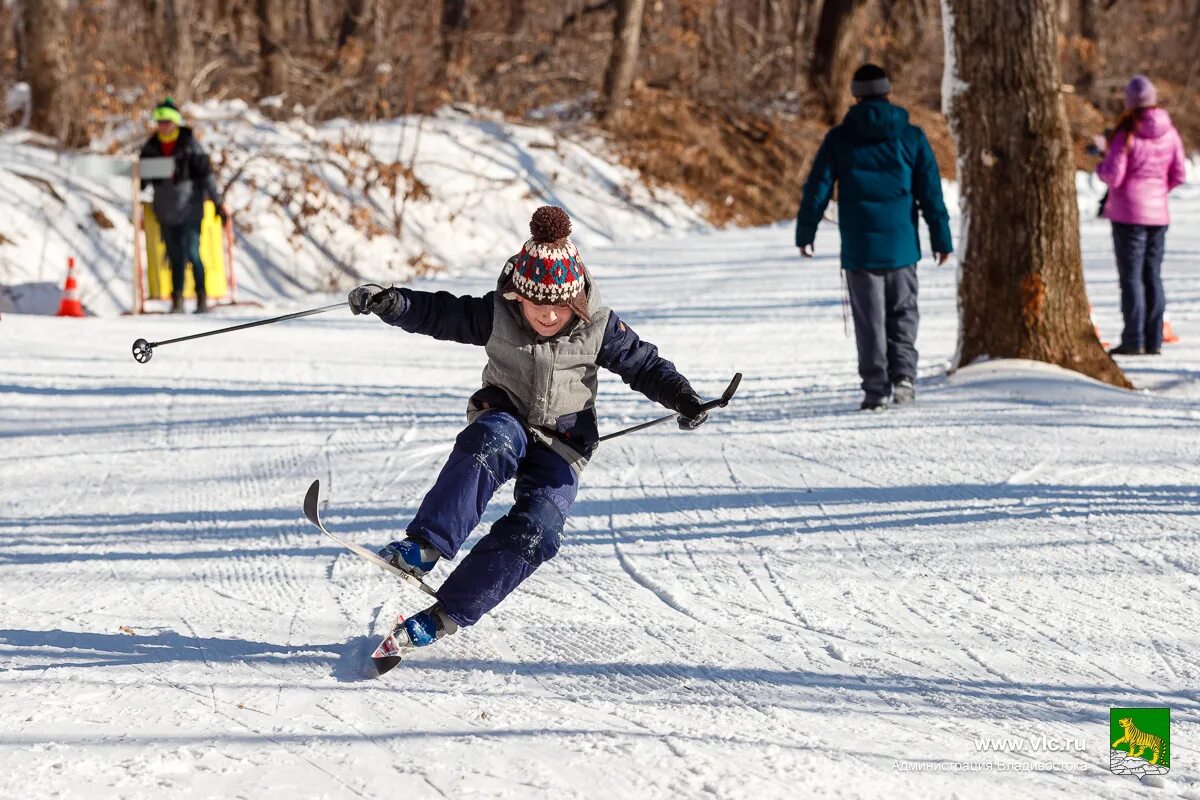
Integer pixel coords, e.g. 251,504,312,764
470,259,611,472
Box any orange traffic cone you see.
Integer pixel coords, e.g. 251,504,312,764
56,257,85,317
1162,314,1180,344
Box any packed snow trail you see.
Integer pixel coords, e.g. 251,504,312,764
2,192,1200,798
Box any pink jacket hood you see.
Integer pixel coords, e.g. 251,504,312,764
1133,107,1174,140
1097,108,1187,226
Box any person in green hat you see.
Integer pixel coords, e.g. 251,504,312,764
139,98,229,313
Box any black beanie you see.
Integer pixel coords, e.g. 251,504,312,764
851,64,891,98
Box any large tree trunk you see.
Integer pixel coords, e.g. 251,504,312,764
810,0,869,124
163,0,195,101
942,0,1128,388
600,0,647,124
14,0,78,144
256,0,286,97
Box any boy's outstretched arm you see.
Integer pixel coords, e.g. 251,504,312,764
348,284,494,346
596,313,707,429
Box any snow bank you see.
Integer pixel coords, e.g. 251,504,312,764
947,358,1142,406
0,101,705,317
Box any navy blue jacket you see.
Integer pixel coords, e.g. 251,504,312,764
795,99,953,270
380,288,694,459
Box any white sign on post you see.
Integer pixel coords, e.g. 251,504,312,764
71,154,134,178
71,155,174,180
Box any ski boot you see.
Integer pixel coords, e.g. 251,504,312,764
372,603,459,674
377,537,440,578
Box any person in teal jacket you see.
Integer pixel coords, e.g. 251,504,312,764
796,64,953,411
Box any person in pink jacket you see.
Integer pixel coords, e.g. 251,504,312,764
1097,75,1188,355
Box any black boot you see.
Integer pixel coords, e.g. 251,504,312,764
892,378,916,405
170,292,185,314
860,395,888,412
194,289,209,314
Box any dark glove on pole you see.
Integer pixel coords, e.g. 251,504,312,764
675,391,709,431
348,284,401,316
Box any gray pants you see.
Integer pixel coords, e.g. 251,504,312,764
845,266,918,401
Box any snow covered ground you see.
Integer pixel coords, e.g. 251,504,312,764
2,177,1200,797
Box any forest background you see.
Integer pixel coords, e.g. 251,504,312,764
3,0,1197,230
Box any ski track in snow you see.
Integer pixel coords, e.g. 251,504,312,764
3,189,1200,797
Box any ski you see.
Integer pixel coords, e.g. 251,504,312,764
303,479,437,675
304,479,438,598
368,614,409,676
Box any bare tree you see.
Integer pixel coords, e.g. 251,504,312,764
788,0,815,95
337,0,373,49
505,0,525,36
163,0,195,100
600,0,647,124
943,0,1128,387
441,0,470,66
1067,0,1104,102
809,0,870,124
14,0,77,144
1188,0,1200,89
256,0,286,97
305,0,327,44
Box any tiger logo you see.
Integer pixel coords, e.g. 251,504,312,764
1112,717,1164,765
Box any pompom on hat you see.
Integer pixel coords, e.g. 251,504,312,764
502,206,591,323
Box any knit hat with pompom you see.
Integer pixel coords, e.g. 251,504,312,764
502,206,591,323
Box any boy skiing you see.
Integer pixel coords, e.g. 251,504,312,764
347,206,709,651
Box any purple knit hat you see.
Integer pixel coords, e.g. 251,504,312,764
1124,75,1157,110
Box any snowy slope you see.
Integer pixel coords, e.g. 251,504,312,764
1,185,1199,797
0,102,703,317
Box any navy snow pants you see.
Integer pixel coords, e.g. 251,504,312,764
161,220,206,301
1112,222,1167,352
845,265,919,402
408,410,578,628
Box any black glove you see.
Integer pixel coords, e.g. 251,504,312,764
675,392,708,431
348,283,400,316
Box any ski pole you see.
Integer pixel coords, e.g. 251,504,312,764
598,372,742,443
131,302,348,363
